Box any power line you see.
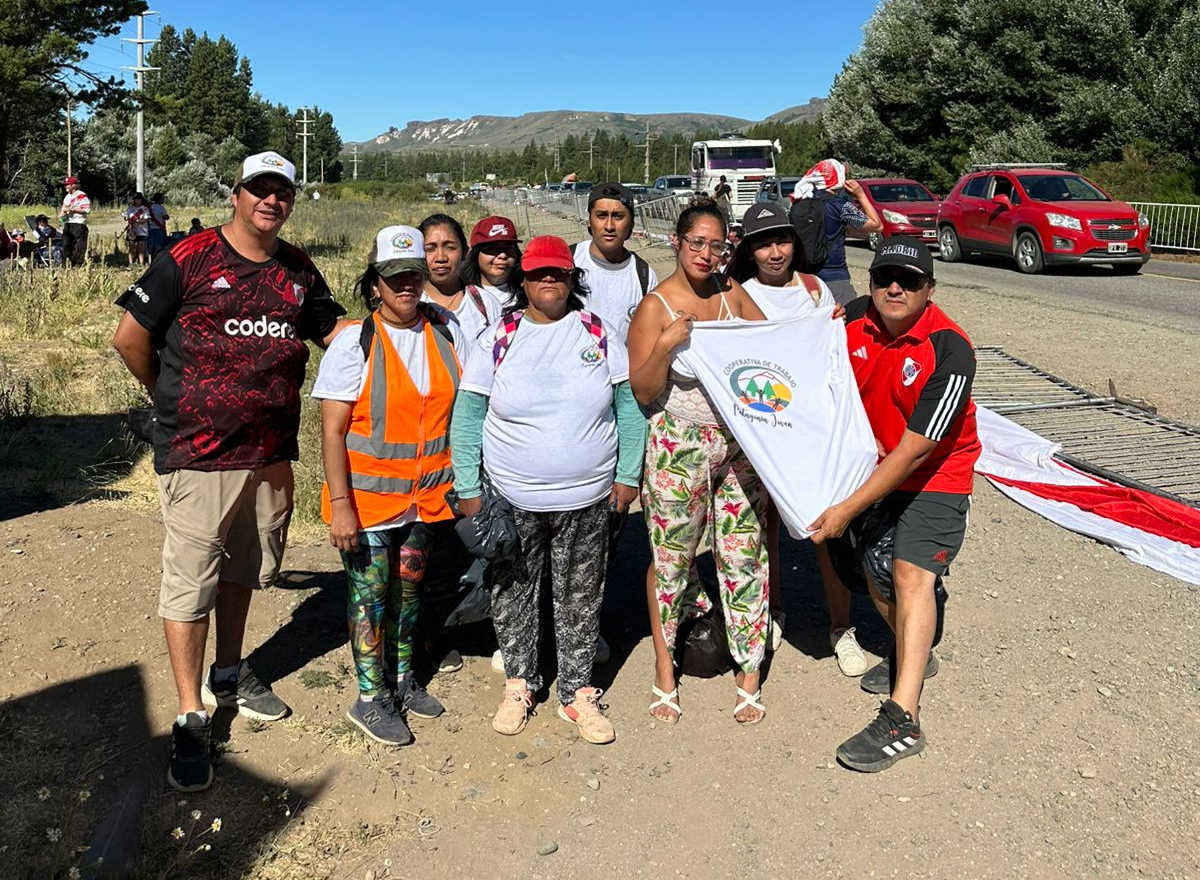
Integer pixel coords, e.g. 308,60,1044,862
296,108,312,186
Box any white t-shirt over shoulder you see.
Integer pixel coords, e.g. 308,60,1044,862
573,241,658,343
742,273,835,321
460,311,630,512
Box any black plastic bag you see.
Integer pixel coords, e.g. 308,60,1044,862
126,406,156,444
674,607,733,678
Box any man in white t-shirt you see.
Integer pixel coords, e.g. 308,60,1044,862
573,182,658,343
59,176,90,266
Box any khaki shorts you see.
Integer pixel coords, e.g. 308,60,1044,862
156,461,294,621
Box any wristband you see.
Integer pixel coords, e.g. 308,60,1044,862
329,495,350,502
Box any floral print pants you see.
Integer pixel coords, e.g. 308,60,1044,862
643,410,769,674
340,523,432,697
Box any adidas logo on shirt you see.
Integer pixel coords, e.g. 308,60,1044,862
852,346,868,360
211,276,231,290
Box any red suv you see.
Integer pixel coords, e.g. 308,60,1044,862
847,178,942,250
936,165,1150,274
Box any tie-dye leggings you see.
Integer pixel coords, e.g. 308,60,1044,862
642,410,769,674
340,523,432,697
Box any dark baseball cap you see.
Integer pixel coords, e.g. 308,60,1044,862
869,236,936,279
741,202,792,239
587,182,634,210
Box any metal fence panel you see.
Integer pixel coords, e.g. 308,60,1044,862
634,195,681,248
1130,202,1200,253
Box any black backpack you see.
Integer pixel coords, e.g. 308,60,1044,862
788,190,830,271
358,301,454,358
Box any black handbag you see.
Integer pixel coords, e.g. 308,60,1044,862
674,607,733,678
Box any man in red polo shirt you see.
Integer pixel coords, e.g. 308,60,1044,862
810,235,980,772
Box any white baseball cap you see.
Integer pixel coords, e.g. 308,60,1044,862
368,226,428,276
234,151,296,189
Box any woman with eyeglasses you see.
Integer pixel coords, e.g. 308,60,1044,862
627,197,771,726
725,202,869,678
450,235,644,745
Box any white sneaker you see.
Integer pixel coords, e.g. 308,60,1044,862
491,649,506,674
594,635,611,664
767,612,785,653
830,627,867,677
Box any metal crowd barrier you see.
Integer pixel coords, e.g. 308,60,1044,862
1130,202,1200,253
633,195,681,247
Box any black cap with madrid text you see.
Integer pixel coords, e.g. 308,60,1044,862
869,235,936,279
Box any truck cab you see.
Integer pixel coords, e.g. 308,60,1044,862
690,133,781,223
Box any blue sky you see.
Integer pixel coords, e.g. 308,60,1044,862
83,0,880,142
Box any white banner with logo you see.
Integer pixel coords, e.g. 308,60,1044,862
676,311,878,537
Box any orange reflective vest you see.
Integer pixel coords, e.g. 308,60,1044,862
321,311,461,528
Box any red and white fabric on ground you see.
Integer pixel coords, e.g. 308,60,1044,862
974,405,1200,586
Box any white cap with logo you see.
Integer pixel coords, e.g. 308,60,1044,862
235,151,297,189
369,225,428,276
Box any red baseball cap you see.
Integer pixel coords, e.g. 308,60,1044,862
63,176,79,186
520,236,574,272
469,215,518,248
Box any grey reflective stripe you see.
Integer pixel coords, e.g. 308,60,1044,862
417,465,455,489
345,432,445,458
348,472,415,494
428,323,461,393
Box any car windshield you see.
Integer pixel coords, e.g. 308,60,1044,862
779,178,799,197
707,146,772,170
868,182,935,202
1018,174,1110,201
664,176,690,188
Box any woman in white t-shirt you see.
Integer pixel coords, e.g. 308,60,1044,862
460,214,522,308
420,213,502,345
450,235,644,746
122,193,150,267
725,201,867,679
312,225,465,748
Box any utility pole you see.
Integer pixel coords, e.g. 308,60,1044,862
297,108,312,185
553,140,560,173
350,144,360,180
383,153,388,178
587,132,595,171
674,143,679,174
635,122,657,185
122,11,159,194
65,95,72,177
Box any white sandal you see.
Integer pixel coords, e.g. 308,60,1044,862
648,685,681,724
733,686,766,725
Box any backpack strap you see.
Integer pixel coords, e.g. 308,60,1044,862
464,284,490,318
577,309,608,359
492,308,608,369
358,316,375,361
796,272,823,306
633,253,651,296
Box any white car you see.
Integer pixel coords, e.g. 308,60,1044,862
649,175,694,205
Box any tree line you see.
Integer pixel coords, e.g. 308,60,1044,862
0,3,342,207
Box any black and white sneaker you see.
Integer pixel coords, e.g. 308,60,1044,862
347,694,413,746
836,699,925,772
860,651,940,695
168,712,213,792
201,660,290,721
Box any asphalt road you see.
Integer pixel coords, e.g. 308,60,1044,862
845,243,1200,335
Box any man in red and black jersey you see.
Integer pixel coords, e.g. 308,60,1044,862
113,151,345,792
810,236,980,773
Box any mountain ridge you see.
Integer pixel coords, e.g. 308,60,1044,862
350,100,825,153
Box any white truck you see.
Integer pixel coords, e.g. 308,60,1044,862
690,133,781,223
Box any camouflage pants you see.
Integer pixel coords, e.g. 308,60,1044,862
487,497,608,705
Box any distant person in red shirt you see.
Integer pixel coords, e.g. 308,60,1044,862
112,151,346,793
809,236,979,773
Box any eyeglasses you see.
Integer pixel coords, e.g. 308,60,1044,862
679,234,732,258
869,268,929,292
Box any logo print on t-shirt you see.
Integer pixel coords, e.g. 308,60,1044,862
852,346,868,360
580,345,602,365
729,366,792,413
293,282,305,306
211,276,231,290
901,356,922,386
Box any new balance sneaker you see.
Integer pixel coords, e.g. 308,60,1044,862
347,693,412,746
558,687,615,744
201,660,290,721
168,712,213,793
830,627,867,677
860,651,941,695
836,699,925,772
493,678,533,735
396,671,444,719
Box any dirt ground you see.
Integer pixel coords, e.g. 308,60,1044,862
1,250,1199,880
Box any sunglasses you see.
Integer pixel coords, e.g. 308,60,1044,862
869,267,929,291
679,234,732,258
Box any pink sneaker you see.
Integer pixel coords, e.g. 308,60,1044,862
558,687,615,744
493,678,533,735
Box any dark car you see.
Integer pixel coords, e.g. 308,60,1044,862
937,165,1150,274
755,176,801,206
848,178,942,250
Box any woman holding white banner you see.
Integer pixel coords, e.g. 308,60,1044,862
627,198,771,725
726,202,869,678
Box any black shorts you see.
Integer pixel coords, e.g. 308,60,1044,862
877,490,970,583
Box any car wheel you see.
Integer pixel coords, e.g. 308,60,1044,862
938,226,961,262
868,231,883,251
1111,263,1142,275
1015,232,1044,274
